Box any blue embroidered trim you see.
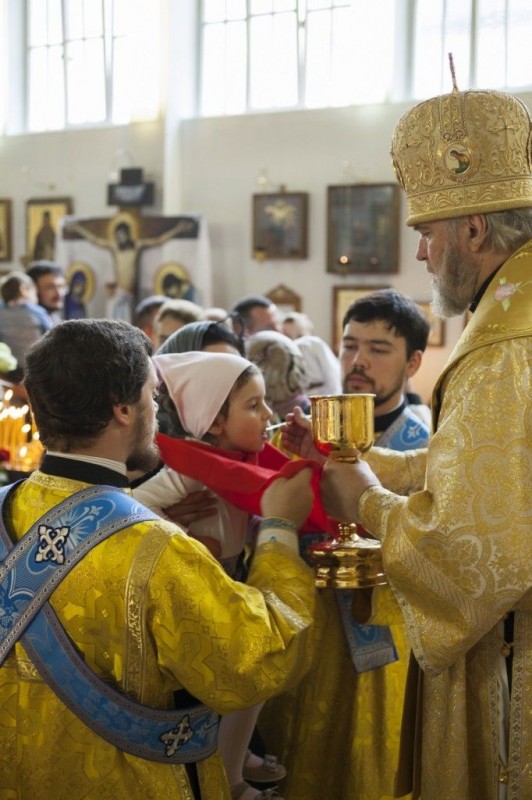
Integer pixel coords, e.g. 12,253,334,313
0,482,219,763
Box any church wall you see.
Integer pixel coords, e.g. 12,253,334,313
177,89,532,402
2,91,531,402
0,119,166,265
177,102,453,403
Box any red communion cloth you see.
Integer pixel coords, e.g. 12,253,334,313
156,433,334,536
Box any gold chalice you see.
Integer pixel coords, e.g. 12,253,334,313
308,394,387,589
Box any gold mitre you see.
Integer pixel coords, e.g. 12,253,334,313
391,88,532,225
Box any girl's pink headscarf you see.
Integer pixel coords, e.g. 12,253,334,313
153,351,254,439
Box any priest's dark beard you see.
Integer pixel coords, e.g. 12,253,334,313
126,413,161,473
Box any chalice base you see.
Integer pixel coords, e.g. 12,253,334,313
308,533,387,589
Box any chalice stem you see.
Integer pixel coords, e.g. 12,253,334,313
309,393,385,588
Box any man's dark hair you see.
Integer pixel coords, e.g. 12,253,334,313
114,221,134,250
0,272,34,303
24,319,152,450
26,261,64,283
133,295,167,329
200,321,245,356
343,289,430,357
231,294,273,334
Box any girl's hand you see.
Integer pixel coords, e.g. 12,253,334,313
164,490,218,528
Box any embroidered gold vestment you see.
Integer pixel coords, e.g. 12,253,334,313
259,407,430,800
360,242,532,799
0,471,316,800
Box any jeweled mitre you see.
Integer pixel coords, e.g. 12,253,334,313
391,89,532,225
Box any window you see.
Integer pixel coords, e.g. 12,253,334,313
201,0,532,116
200,0,398,116
7,0,532,129
26,0,161,132
412,0,532,98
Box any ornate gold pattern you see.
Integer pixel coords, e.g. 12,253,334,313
259,426,425,797
391,90,532,225
0,473,316,799
123,525,173,702
359,248,532,799
259,586,412,800
16,656,40,681
365,447,428,499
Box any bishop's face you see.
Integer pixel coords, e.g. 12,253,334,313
414,219,480,317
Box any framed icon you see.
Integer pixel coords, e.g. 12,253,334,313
0,199,13,262
266,283,302,313
64,262,96,320
252,192,308,260
27,196,74,261
154,262,195,301
327,183,400,274
415,301,446,347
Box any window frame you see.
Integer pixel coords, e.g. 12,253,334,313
198,0,532,117
21,0,161,133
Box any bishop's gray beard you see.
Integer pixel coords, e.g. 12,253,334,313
430,235,479,318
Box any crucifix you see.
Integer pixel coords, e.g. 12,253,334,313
62,168,199,322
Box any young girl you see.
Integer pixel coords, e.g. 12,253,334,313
133,350,287,800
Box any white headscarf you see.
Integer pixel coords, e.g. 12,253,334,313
153,351,253,439
296,335,342,395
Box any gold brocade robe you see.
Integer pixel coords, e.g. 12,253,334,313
360,243,532,800
259,411,429,800
0,471,316,800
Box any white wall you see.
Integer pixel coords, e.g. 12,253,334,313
0,119,166,255
178,102,465,402
2,91,531,402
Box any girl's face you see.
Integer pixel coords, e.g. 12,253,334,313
210,373,273,452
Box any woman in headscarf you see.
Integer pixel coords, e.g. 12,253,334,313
157,318,244,357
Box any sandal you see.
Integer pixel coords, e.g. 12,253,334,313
242,750,287,784
231,782,283,800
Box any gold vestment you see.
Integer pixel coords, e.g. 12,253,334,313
259,409,430,800
0,470,316,799
360,242,532,800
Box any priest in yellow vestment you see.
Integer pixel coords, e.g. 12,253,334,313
316,87,532,800
0,319,317,800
